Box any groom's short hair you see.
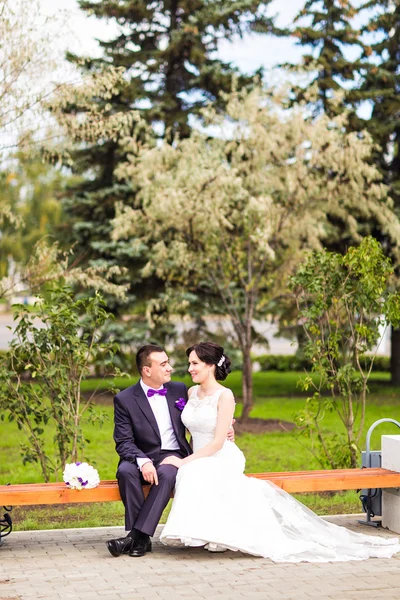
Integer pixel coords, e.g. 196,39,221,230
136,344,165,373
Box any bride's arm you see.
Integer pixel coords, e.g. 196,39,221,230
186,386,195,446
180,390,235,466
185,385,195,449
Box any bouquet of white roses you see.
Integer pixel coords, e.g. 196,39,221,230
63,462,100,490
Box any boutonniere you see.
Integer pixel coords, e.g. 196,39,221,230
175,397,187,411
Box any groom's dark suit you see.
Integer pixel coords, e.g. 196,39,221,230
114,380,192,535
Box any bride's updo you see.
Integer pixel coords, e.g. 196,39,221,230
186,341,232,381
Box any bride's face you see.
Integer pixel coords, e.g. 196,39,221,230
188,350,214,383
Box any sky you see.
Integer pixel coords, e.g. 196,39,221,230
40,0,306,74
39,0,373,120
0,0,370,163
2,0,309,167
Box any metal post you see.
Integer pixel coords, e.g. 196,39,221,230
358,418,400,527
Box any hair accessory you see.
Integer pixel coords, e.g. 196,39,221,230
217,355,225,367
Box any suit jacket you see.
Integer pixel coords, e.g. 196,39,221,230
113,380,192,465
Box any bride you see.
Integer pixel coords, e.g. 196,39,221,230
159,341,400,562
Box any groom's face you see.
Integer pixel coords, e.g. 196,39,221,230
143,351,173,387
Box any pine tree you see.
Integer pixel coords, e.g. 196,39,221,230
279,0,363,118
357,1,400,203
273,0,400,364
76,0,272,139
356,1,400,383
60,0,274,347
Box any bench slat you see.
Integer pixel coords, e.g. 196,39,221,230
1,468,400,505
248,469,400,492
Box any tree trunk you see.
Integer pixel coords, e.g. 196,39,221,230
390,327,400,385
240,349,253,422
348,435,358,469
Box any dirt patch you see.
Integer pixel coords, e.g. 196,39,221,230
234,418,295,434
88,393,296,434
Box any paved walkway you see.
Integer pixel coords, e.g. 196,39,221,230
1,516,400,600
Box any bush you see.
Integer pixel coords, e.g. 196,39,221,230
255,354,390,372
255,354,310,372
360,356,390,372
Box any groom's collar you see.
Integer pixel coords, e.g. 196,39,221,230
140,379,166,397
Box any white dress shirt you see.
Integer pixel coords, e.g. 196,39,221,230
137,380,180,471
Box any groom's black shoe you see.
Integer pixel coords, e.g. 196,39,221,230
129,535,152,557
106,536,136,557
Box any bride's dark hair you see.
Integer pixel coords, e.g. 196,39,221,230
186,342,231,381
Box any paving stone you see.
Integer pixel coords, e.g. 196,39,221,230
1,519,400,600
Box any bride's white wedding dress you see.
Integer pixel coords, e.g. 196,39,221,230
160,386,400,562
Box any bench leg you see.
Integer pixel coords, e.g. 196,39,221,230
0,507,13,546
358,490,382,528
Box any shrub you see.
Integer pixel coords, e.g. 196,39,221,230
0,285,122,481
254,354,390,372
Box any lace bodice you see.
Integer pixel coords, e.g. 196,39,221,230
181,386,222,452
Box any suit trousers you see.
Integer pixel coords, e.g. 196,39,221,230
117,449,186,536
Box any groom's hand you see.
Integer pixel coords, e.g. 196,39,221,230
142,462,159,485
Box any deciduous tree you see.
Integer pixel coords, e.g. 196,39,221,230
112,87,400,419
55,0,274,349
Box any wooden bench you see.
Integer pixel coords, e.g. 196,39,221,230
2,467,400,506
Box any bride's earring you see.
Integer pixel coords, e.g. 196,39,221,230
208,370,212,378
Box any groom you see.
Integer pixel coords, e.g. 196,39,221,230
106,344,193,558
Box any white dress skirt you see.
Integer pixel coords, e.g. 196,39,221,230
160,386,400,563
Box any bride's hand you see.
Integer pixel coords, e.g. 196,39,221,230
227,418,236,442
160,456,183,468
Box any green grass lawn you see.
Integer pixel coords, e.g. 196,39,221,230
82,369,399,398
1,370,399,531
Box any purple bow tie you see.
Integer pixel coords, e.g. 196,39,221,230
147,388,167,398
